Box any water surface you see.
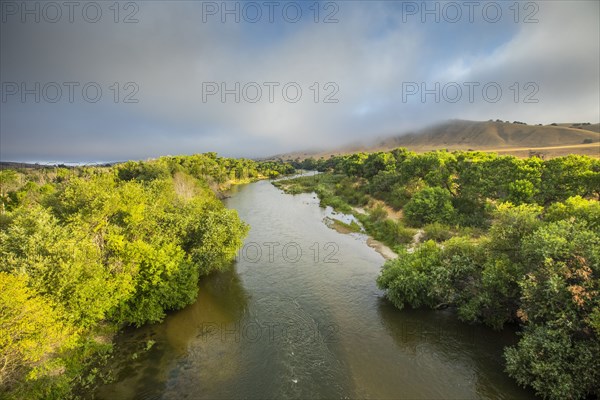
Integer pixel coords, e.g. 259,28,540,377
96,180,535,399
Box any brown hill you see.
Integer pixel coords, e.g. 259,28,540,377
376,120,599,151
276,120,600,160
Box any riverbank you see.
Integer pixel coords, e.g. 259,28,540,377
322,212,398,260
273,174,407,261
94,177,535,399
366,237,398,260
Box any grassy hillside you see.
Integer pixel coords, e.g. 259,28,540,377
274,120,600,160
380,120,599,149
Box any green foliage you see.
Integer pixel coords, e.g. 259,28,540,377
274,174,357,213
359,209,416,247
505,325,600,400
422,223,454,242
279,149,600,399
519,220,599,328
116,161,170,182
0,170,21,213
110,241,196,326
403,187,456,226
508,179,537,204
289,150,597,226
363,152,396,179
544,195,600,231
368,170,400,196
0,205,130,329
333,177,369,206
377,241,442,309
487,203,543,261
340,153,368,176
458,253,524,329
377,198,600,399
0,273,76,398
539,155,598,204
0,153,258,398
113,154,294,186
185,208,248,272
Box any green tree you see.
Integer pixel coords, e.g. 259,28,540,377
363,152,396,179
377,241,442,309
539,155,595,204
0,273,76,398
505,220,600,399
403,187,456,226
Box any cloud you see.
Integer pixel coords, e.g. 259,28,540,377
1,1,598,161
441,1,600,124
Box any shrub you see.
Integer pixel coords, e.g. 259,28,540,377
545,196,600,231
376,241,442,309
0,273,76,398
403,187,456,226
422,223,454,242
505,325,600,400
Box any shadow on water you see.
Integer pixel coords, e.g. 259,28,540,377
96,266,249,400
376,297,536,400
97,180,538,400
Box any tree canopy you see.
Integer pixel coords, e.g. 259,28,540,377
0,154,293,399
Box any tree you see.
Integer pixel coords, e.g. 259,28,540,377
0,154,254,398
341,153,368,176
403,187,456,226
487,203,543,262
505,220,600,399
0,273,76,396
376,241,442,309
363,152,396,179
505,325,600,400
539,155,595,204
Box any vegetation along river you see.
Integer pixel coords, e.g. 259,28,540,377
96,178,536,399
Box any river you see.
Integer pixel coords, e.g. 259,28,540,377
96,179,536,399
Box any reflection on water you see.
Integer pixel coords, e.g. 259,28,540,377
96,180,536,399
96,268,249,400
324,205,364,229
376,299,529,399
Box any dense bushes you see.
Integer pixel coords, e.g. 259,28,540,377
403,187,456,226
505,325,600,400
273,174,358,213
376,241,443,309
504,218,600,399
0,153,278,399
292,150,600,228
290,148,600,399
275,175,415,249
0,273,76,397
377,200,600,399
358,207,416,248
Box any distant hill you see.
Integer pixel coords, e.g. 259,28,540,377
375,120,599,150
275,119,600,160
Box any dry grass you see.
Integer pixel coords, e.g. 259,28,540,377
278,120,600,160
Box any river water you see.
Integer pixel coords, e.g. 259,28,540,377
96,179,536,399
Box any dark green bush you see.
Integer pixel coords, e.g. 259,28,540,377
403,187,456,226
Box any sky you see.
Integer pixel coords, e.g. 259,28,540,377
1,0,599,162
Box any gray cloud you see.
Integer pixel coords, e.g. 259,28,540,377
1,1,598,161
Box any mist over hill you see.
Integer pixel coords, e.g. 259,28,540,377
271,119,600,160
